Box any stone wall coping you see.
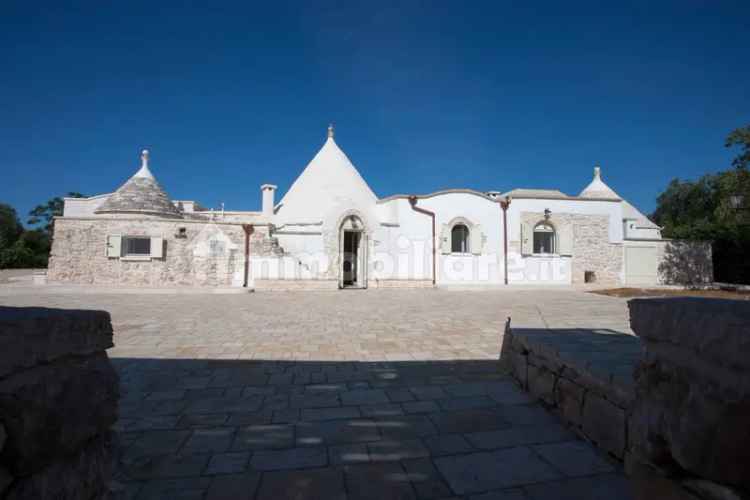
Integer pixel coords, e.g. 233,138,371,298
629,298,750,372
0,307,113,379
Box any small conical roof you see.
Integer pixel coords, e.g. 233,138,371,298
276,126,377,222
95,150,182,217
579,166,620,200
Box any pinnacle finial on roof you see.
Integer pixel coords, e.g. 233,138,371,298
328,124,334,139
134,149,154,179
594,165,601,179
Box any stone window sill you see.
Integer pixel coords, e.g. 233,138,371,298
120,255,152,262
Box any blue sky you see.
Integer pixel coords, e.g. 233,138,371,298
2,1,748,222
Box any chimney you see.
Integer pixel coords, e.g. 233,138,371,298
261,184,277,218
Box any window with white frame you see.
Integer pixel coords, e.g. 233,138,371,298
451,224,470,253
533,223,555,254
122,236,151,257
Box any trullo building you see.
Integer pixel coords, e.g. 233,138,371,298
47,126,712,289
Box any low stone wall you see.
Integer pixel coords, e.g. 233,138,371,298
0,307,119,499
628,298,749,499
500,322,640,460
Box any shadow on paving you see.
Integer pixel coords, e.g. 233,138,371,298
111,356,633,500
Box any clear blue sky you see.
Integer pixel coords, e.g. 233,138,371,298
2,1,748,222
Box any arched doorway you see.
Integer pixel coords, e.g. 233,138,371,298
339,215,367,288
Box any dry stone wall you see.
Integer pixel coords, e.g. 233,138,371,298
519,212,623,285
48,217,267,287
629,298,750,499
0,306,119,499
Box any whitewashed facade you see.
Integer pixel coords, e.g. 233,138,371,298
48,127,712,288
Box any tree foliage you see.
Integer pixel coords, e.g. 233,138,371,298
27,192,85,234
652,124,750,283
0,203,23,250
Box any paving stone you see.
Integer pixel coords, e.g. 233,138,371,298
387,388,416,403
341,389,390,406
137,477,211,499
272,408,301,423
496,404,560,427
301,406,361,421
469,489,527,500
531,441,614,477
368,439,430,461
205,472,261,500
181,427,235,454
123,453,212,480
485,383,534,405
176,413,229,428
523,473,633,500
402,458,453,499
424,434,474,456
328,443,371,465
296,419,381,446
227,410,273,426
429,409,509,434
250,446,327,471
290,392,340,409
124,430,191,459
465,424,574,450
437,396,497,411
377,415,438,439
410,386,448,400
242,386,276,397
231,424,294,451
360,403,404,417
146,390,186,401
403,400,440,414
344,462,417,500
204,452,251,475
434,447,562,494
257,467,346,500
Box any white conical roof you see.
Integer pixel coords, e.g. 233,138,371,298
276,127,377,222
579,166,620,200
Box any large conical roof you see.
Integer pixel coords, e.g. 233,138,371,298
276,126,377,222
95,150,182,218
579,166,620,200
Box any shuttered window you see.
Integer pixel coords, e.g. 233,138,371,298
123,237,151,256
533,223,555,254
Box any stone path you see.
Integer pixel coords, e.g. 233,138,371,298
0,286,635,499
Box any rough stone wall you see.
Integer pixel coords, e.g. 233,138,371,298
629,298,750,498
520,212,623,285
0,306,119,499
48,217,274,287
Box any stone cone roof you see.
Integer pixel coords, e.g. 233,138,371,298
95,151,182,218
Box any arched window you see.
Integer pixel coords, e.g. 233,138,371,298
451,224,470,253
533,223,556,254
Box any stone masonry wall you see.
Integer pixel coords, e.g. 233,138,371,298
48,217,274,287
628,298,750,499
0,306,119,499
520,212,623,285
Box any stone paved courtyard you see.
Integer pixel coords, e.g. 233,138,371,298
0,285,635,499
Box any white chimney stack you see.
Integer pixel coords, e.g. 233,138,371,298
261,184,277,218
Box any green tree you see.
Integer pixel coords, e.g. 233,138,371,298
651,125,750,283
27,192,85,234
0,203,23,250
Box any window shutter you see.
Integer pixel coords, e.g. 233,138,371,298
471,224,483,255
440,224,451,254
106,235,121,258
521,223,532,255
150,236,164,258
558,224,573,255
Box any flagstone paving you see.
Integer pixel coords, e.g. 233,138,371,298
0,286,635,499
